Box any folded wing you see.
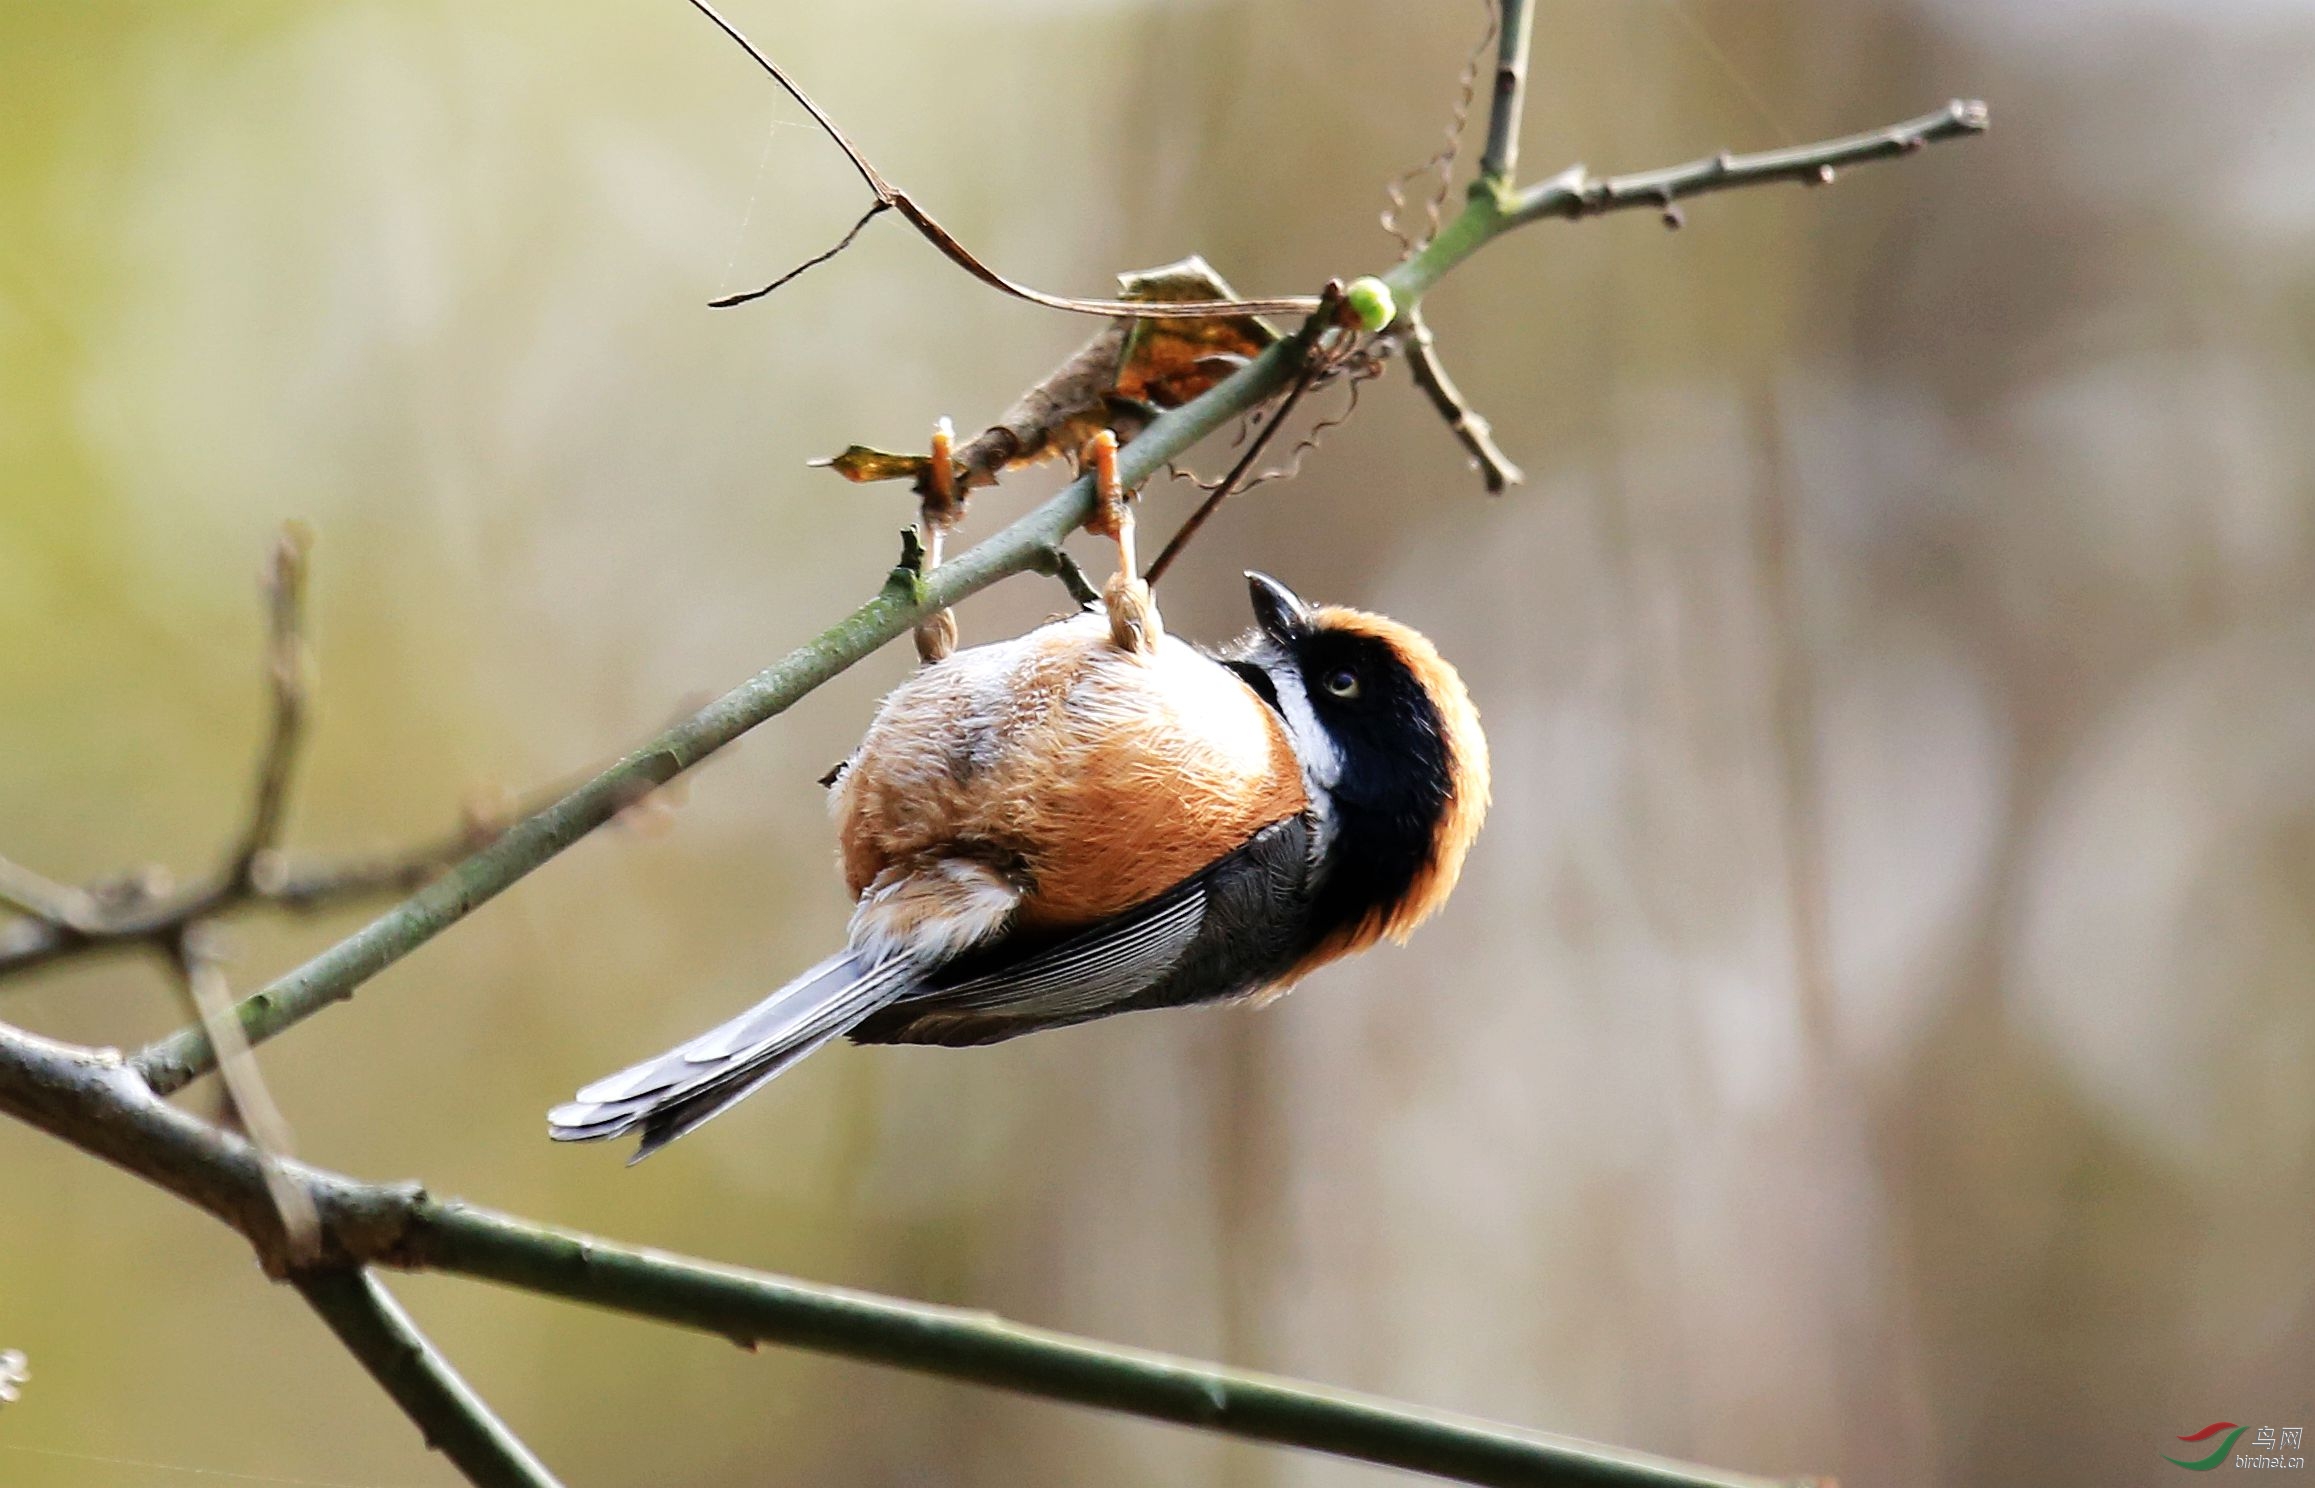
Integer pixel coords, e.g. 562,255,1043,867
549,818,1316,1159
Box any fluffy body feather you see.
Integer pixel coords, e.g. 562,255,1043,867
837,610,1307,932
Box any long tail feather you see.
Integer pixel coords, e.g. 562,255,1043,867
547,951,915,1160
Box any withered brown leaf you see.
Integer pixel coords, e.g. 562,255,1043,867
811,257,1276,502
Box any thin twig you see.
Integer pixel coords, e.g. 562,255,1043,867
709,199,889,309
1141,398,1298,589
167,925,321,1266
224,525,312,887
254,823,507,911
0,1020,1814,1488
0,856,94,932
1508,100,1989,227
681,0,1322,321
1250,351,1383,496
1477,0,1538,187
0,829,508,979
1400,308,1524,493
1144,294,1347,587
295,1268,564,1488
0,521,325,979
1153,322,1384,517
0,524,320,970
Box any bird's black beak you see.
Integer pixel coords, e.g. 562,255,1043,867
1246,571,1311,644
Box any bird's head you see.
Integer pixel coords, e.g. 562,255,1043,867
1221,571,1490,961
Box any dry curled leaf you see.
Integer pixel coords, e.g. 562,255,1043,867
811,256,1277,501
813,445,934,484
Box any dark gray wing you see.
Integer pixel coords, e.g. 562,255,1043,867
851,815,1317,1048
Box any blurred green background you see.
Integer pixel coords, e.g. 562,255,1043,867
3,1,2311,1484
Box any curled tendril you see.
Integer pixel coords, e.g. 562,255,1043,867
1379,0,1498,256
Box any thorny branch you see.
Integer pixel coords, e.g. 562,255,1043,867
0,0,1985,1482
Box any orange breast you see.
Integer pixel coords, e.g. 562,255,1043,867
834,613,1306,932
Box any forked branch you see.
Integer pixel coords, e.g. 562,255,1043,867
0,527,523,982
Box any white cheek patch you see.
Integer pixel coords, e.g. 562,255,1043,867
1268,667,1342,796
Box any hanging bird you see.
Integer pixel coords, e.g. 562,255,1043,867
550,462,1487,1161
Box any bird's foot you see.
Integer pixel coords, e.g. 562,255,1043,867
1083,430,1161,653
915,416,961,663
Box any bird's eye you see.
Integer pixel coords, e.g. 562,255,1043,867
1322,667,1361,699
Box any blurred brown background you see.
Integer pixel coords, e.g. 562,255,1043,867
3,1,2311,1485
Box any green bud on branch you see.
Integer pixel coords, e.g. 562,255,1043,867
1345,276,1397,333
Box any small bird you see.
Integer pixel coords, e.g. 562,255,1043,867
550,472,1487,1160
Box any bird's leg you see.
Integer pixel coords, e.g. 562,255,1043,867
1082,430,1161,653
914,417,962,664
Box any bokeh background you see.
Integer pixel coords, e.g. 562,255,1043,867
4,1,2312,1484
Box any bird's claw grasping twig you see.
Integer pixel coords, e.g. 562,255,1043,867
1083,431,1161,654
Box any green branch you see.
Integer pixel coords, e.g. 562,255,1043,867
1477,0,1537,186
416,1202,1789,1488
0,1021,1809,1488
296,1269,564,1488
